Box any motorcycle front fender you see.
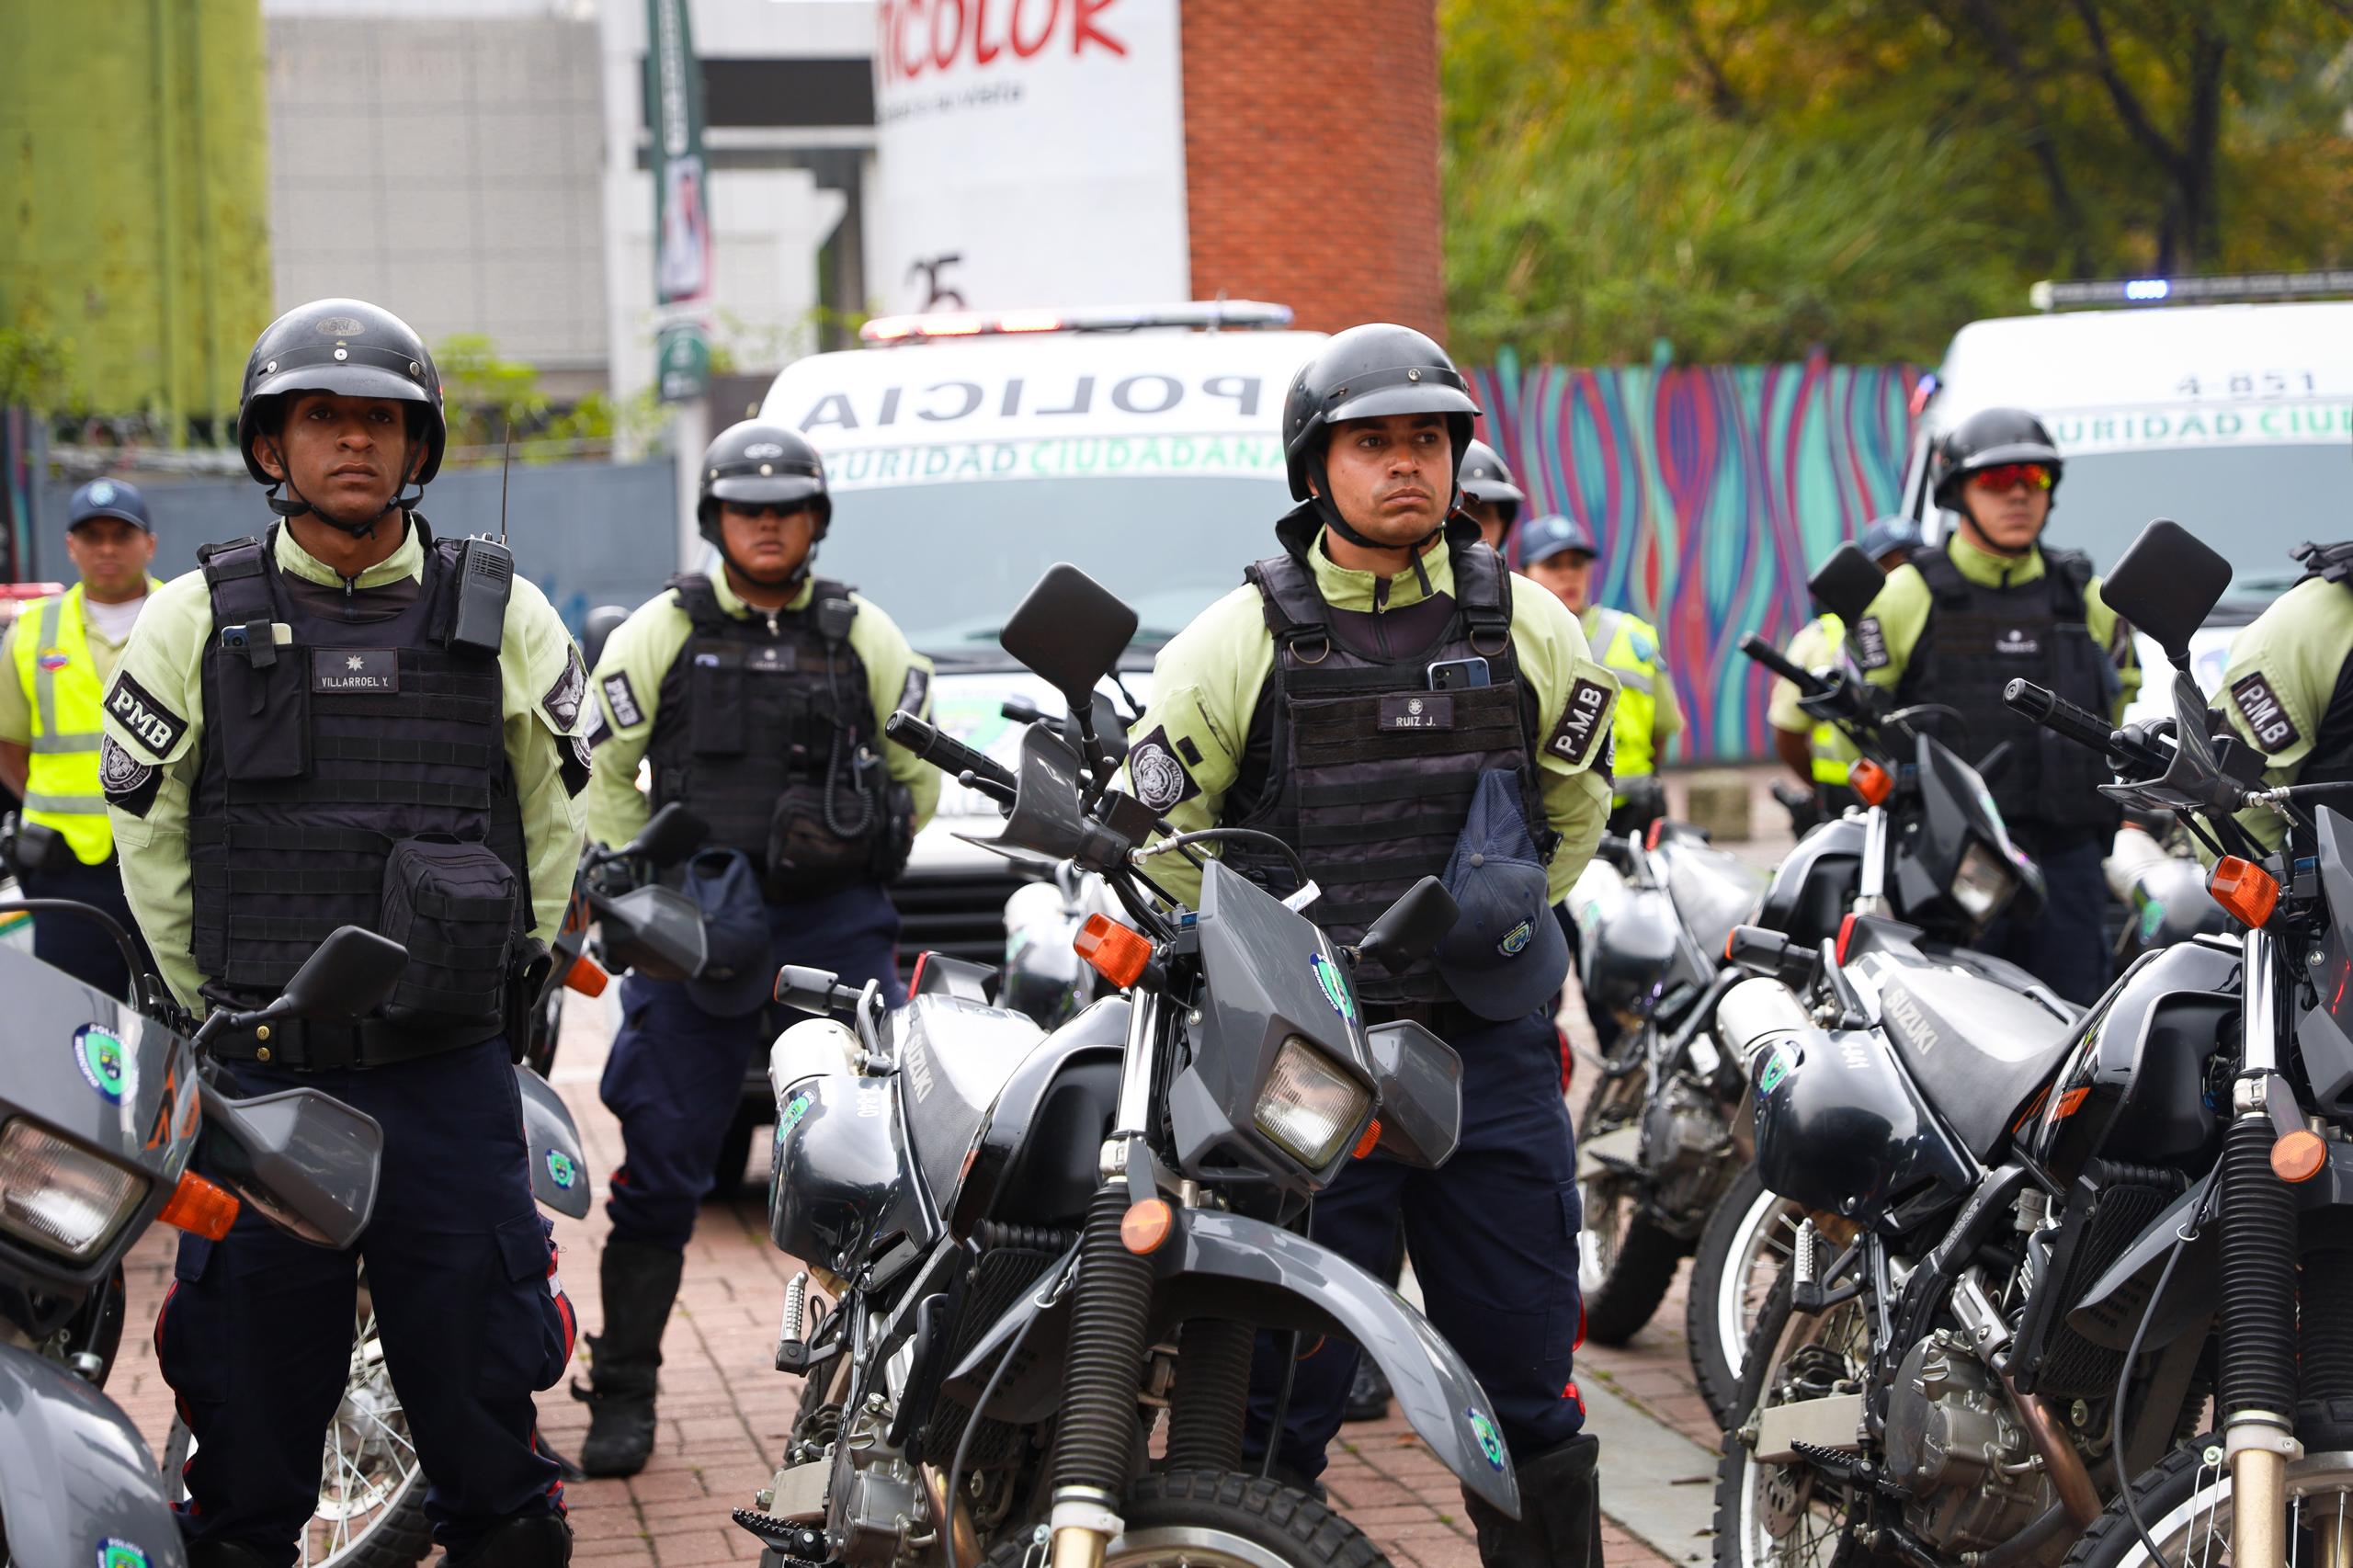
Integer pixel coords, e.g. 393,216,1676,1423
0,1339,188,1567
517,1065,592,1220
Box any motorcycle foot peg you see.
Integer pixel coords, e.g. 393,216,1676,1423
733,1509,826,1561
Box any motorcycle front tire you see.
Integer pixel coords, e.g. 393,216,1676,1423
983,1471,1391,1568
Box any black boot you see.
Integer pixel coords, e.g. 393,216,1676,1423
1342,1354,1393,1423
186,1542,283,1568
570,1236,684,1477
446,1512,573,1566
1461,1432,1602,1568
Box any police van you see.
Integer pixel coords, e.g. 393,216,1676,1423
1901,276,2353,718
756,302,1326,970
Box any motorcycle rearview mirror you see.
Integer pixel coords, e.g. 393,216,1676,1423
1356,876,1461,975
196,1081,384,1248
1808,544,1889,628
621,802,709,870
278,926,409,1022
997,563,1140,716
2102,519,2232,667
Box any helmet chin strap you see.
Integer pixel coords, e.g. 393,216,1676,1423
1307,457,1450,596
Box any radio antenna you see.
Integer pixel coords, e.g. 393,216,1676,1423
498,419,514,546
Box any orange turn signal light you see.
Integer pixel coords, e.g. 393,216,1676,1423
2274,1129,2329,1184
1850,760,1893,807
1120,1198,1174,1255
1075,914,1151,989
1353,1119,1383,1160
563,955,610,997
158,1170,241,1241
2209,857,2279,929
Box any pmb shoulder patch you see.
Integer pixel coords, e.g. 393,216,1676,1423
601,671,644,730
2232,671,2302,754
106,670,188,760
1547,676,1614,768
1850,617,1892,672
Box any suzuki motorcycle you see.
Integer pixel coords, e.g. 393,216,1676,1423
1716,518,2353,1568
731,564,1514,1568
1,920,398,1568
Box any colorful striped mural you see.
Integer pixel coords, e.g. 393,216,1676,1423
1470,352,1924,762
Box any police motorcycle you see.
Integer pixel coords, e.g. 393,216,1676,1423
0,918,397,1568
1712,518,2353,1568
731,565,1516,1568
994,693,1136,1029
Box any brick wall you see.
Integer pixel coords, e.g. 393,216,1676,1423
1179,0,1445,340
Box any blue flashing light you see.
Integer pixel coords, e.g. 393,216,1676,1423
2124,278,2172,301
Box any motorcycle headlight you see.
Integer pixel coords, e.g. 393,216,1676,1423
1951,840,2019,923
1254,1036,1373,1170
0,1119,150,1263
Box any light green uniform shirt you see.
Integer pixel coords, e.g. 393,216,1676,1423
2217,574,2353,852
102,521,590,1012
1126,530,1619,909
1855,534,2143,716
584,563,941,850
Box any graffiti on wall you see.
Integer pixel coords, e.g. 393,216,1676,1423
1470,353,1923,762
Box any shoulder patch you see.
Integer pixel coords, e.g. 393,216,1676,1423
1547,676,1616,768
1850,617,1892,672
544,643,587,732
896,665,931,718
2231,671,2302,754
99,734,161,817
601,671,644,730
105,670,188,760
1127,725,1200,813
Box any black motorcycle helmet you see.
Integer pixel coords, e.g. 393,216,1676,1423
698,420,831,585
1283,324,1481,550
1458,438,1525,527
235,299,446,533
581,604,632,672
1931,407,2064,511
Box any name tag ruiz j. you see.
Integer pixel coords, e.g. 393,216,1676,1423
1380,693,1454,731
313,648,400,694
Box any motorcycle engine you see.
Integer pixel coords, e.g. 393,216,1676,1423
1639,1071,1735,1227
1882,1332,2052,1552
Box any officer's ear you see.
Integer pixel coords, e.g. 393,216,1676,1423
251,431,288,483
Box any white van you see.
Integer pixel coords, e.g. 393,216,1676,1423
1903,288,2353,710
756,303,1326,967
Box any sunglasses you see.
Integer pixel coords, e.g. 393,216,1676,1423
1968,463,2054,494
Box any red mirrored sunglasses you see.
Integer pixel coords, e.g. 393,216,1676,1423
1968,462,2055,494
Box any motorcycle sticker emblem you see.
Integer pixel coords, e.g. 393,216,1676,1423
779,1089,814,1140
1310,952,1356,1023
98,1540,150,1567
1759,1044,1795,1096
1499,919,1533,957
74,1024,126,1103
546,1150,577,1190
1467,1407,1506,1471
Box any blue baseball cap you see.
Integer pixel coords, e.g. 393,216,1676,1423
1518,513,1598,569
1857,516,1921,562
1434,770,1570,1021
66,478,153,532
681,848,775,1017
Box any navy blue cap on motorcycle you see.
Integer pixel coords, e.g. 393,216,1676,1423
1857,516,1922,563
1434,770,1570,1022
680,848,776,1017
66,478,153,532
1518,513,1598,569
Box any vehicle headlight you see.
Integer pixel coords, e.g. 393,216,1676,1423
1254,1036,1373,1169
1951,840,2019,923
0,1119,150,1263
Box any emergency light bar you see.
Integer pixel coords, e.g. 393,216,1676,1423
859,300,1294,346
2030,271,2353,312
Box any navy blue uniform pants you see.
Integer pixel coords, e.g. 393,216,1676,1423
1981,829,2111,1007
1245,1009,1586,1481
157,1039,574,1560
602,881,904,1254
24,855,153,1002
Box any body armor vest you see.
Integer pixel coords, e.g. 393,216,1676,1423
191,524,527,1029
2286,542,2353,790
1895,545,2120,839
647,574,913,901
1223,531,1552,1009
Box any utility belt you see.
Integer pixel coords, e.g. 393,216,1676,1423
210,1012,504,1073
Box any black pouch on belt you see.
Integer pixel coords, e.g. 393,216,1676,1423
379,836,519,1030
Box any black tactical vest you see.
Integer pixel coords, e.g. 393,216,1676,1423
1894,545,2120,838
1223,520,1553,1009
190,524,528,1030
647,574,914,901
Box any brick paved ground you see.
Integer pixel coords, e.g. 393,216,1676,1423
113,772,1787,1565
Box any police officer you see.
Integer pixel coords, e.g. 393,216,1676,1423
1766,517,1920,824
574,418,938,1476
1122,324,1615,1568
1848,408,2140,1004
1518,513,1682,835
2216,540,2353,853
0,478,162,994
104,300,587,1567
1460,437,1527,554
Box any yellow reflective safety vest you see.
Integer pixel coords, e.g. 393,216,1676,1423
1583,604,1667,785
11,585,131,864
1808,614,1856,787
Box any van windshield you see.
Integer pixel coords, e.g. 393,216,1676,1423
821,475,1300,658
2023,443,2350,586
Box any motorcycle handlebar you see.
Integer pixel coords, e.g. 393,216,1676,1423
885,710,1019,798
2002,680,2172,777
1739,633,1830,696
